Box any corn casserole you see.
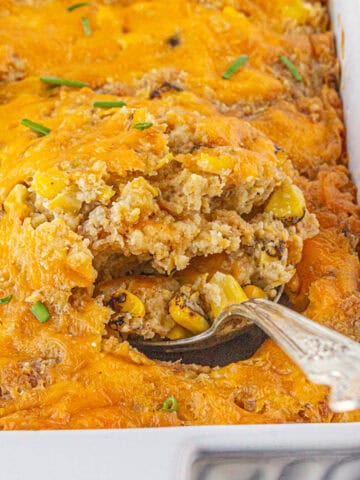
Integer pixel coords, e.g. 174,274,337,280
0,0,359,428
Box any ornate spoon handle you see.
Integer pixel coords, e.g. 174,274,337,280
227,299,360,412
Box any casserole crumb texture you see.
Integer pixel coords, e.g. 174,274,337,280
0,0,359,428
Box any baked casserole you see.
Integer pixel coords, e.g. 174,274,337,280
0,0,359,429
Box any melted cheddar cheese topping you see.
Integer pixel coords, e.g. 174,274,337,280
0,0,359,429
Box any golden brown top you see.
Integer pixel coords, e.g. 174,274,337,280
0,0,359,429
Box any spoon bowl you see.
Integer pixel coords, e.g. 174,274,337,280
130,286,360,413
131,286,284,354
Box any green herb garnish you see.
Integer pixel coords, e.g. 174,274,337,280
66,2,90,12
222,55,249,80
93,101,127,108
162,396,178,412
279,55,302,82
40,76,89,87
81,16,92,36
30,301,51,323
0,295,12,305
21,119,51,136
133,122,153,130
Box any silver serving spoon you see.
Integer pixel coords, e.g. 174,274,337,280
132,287,360,413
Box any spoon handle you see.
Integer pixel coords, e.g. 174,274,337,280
231,299,360,412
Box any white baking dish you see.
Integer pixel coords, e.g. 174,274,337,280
1,1,359,479
331,0,360,198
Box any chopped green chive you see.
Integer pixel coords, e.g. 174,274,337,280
66,2,90,12
222,55,249,80
30,301,51,323
279,55,302,82
0,295,12,305
133,122,153,130
40,76,89,87
162,396,178,412
81,16,92,36
93,100,127,108
21,118,51,136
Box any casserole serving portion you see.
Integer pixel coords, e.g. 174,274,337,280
0,0,359,428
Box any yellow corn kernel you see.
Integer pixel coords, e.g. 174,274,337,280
222,5,250,25
260,252,278,265
265,182,306,224
155,153,173,170
275,150,288,166
131,177,159,198
169,293,209,334
167,324,190,340
97,5,115,26
109,288,145,318
47,190,82,214
132,108,147,124
243,285,267,299
270,267,297,289
196,152,236,174
281,0,309,23
108,317,125,332
208,272,248,318
287,268,297,280
97,185,115,203
31,170,67,199
222,6,240,17
4,184,32,219
117,32,144,49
